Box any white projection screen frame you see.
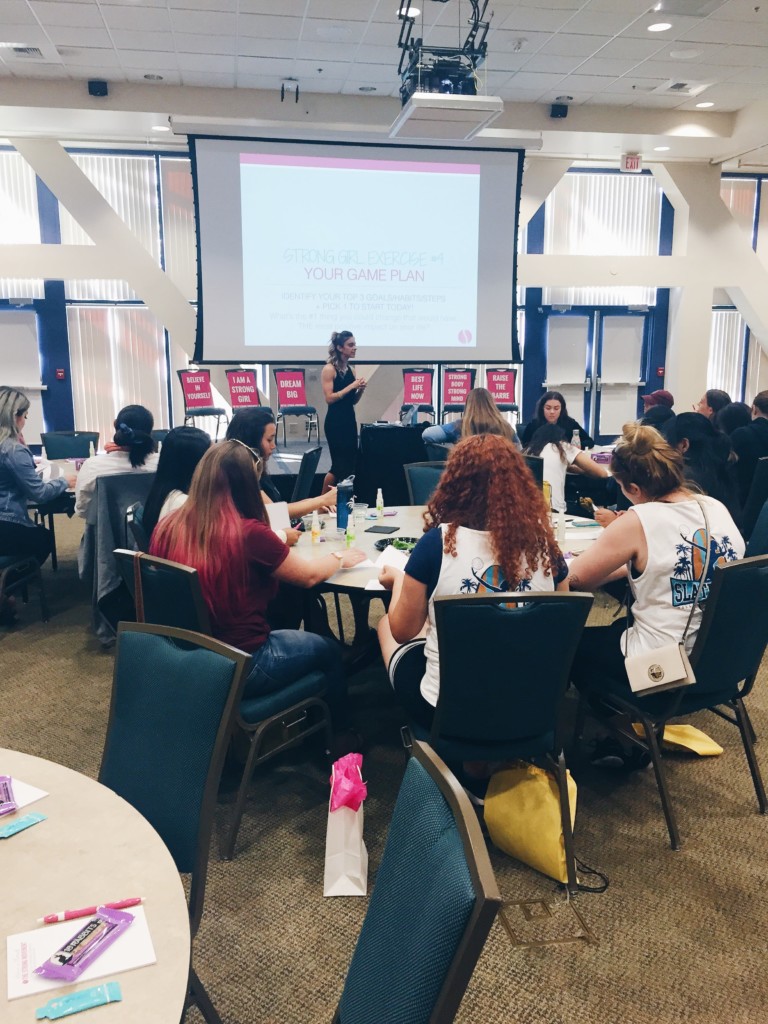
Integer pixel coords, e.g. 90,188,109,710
192,137,522,364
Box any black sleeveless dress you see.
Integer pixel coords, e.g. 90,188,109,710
324,367,358,481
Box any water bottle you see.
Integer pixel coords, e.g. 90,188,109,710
345,516,356,548
336,476,354,533
571,428,581,450
557,508,567,546
310,509,320,544
88,441,95,458
376,488,384,519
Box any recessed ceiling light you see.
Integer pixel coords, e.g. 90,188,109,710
669,49,701,60
359,86,377,92
397,6,420,17
143,73,163,81
648,22,672,32
0,42,25,48
654,146,670,152
151,124,171,132
696,101,714,108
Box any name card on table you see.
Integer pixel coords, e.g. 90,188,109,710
485,369,517,405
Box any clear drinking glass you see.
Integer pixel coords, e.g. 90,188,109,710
353,502,369,525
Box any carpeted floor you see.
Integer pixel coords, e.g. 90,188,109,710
2,515,768,1023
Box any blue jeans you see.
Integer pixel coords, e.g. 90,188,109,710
422,422,460,444
245,629,347,720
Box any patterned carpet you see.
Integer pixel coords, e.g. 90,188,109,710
2,515,768,1024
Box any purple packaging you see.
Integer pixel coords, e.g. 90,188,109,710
0,775,17,816
34,907,134,983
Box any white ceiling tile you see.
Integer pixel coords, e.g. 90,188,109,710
234,73,284,89
292,58,354,78
9,62,67,77
237,37,299,59
484,53,530,73
564,11,643,36
110,31,176,52
505,85,552,102
576,57,640,76
313,0,377,19
507,0,581,8
712,44,768,67
176,52,236,72
124,68,181,85
100,5,172,32
235,13,302,39
683,20,768,45
45,27,113,47
538,33,612,56
603,75,671,93
728,65,768,85
57,47,122,68
508,71,568,90
635,58,732,80
361,22,402,46
296,40,355,62
239,0,305,14
169,9,237,35
621,14,724,40
492,30,554,54
66,65,127,80
101,0,166,5
0,2,37,25
353,44,395,64
593,36,665,60
174,33,237,56
180,70,236,87
520,54,584,74
497,8,576,33
118,48,179,70
29,2,105,28
300,79,349,93
707,0,768,22
587,93,633,106
302,18,367,44
236,55,295,76
585,0,663,9
167,0,236,9
339,81,397,96
0,23,50,46
557,74,619,91
702,80,768,101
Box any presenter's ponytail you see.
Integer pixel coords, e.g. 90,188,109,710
328,330,354,374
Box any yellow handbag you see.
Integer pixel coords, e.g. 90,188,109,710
484,761,577,885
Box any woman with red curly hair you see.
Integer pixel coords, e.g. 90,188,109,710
377,434,568,729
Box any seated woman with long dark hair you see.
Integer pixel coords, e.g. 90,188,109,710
520,390,594,449
660,412,741,526
141,426,211,538
524,424,608,512
376,434,568,731
75,404,158,519
150,440,365,723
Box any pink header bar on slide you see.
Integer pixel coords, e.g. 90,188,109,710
240,153,480,175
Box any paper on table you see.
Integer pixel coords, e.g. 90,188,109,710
6,906,156,1000
374,546,410,572
337,559,374,571
266,502,291,532
6,778,48,811
365,580,385,591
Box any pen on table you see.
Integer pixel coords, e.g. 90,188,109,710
37,897,145,924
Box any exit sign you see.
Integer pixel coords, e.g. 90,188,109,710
621,153,642,173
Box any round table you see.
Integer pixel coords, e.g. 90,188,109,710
1,748,190,1023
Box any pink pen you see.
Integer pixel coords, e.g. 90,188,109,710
38,897,144,925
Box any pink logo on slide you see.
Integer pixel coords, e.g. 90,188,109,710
457,330,473,345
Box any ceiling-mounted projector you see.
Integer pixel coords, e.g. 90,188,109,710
389,92,504,141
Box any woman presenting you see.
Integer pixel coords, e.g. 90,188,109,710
321,331,366,493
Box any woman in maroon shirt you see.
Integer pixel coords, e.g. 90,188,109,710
150,440,364,711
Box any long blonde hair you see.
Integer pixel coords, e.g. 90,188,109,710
610,422,686,499
0,387,30,445
460,387,514,443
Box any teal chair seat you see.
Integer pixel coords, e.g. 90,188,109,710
240,670,326,722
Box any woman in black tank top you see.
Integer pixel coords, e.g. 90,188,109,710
321,331,366,492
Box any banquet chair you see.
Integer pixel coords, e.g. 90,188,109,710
100,621,250,1024
399,366,436,424
522,454,544,488
425,441,452,462
407,592,593,894
177,369,229,440
333,741,501,1024
151,428,171,445
126,502,150,552
404,462,446,505
441,367,476,422
0,555,48,622
746,499,768,556
41,430,99,459
576,554,768,850
273,367,319,445
742,458,768,541
113,549,333,861
290,445,323,502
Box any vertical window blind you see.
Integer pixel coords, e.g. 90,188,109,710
0,151,43,300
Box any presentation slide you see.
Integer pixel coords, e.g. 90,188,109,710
193,138,521,364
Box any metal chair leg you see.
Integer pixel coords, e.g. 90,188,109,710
282,414,288,446
551,752,578,895
187,966,223,1024
638,715,681,850
734,698,768,813
222,728,263,861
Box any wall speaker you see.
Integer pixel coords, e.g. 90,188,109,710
549,103,568,119
88,80,108,97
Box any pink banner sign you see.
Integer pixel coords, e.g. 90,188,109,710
486,369,517,404
443,370,472,405
403,370,433,406
274,370,307,406
180,369,214,410
226,369,260,408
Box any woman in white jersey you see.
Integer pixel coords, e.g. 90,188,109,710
376,434,569,730
524,424,608,512
568,423,744,764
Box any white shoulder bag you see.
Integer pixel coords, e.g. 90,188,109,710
624,496,712,697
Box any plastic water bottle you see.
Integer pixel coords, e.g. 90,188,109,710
88,440,95,458
345,516,356,549
571,429,581,450
310,509,320,545
376,488,384,519
557,509,567,546
336,476,354,533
